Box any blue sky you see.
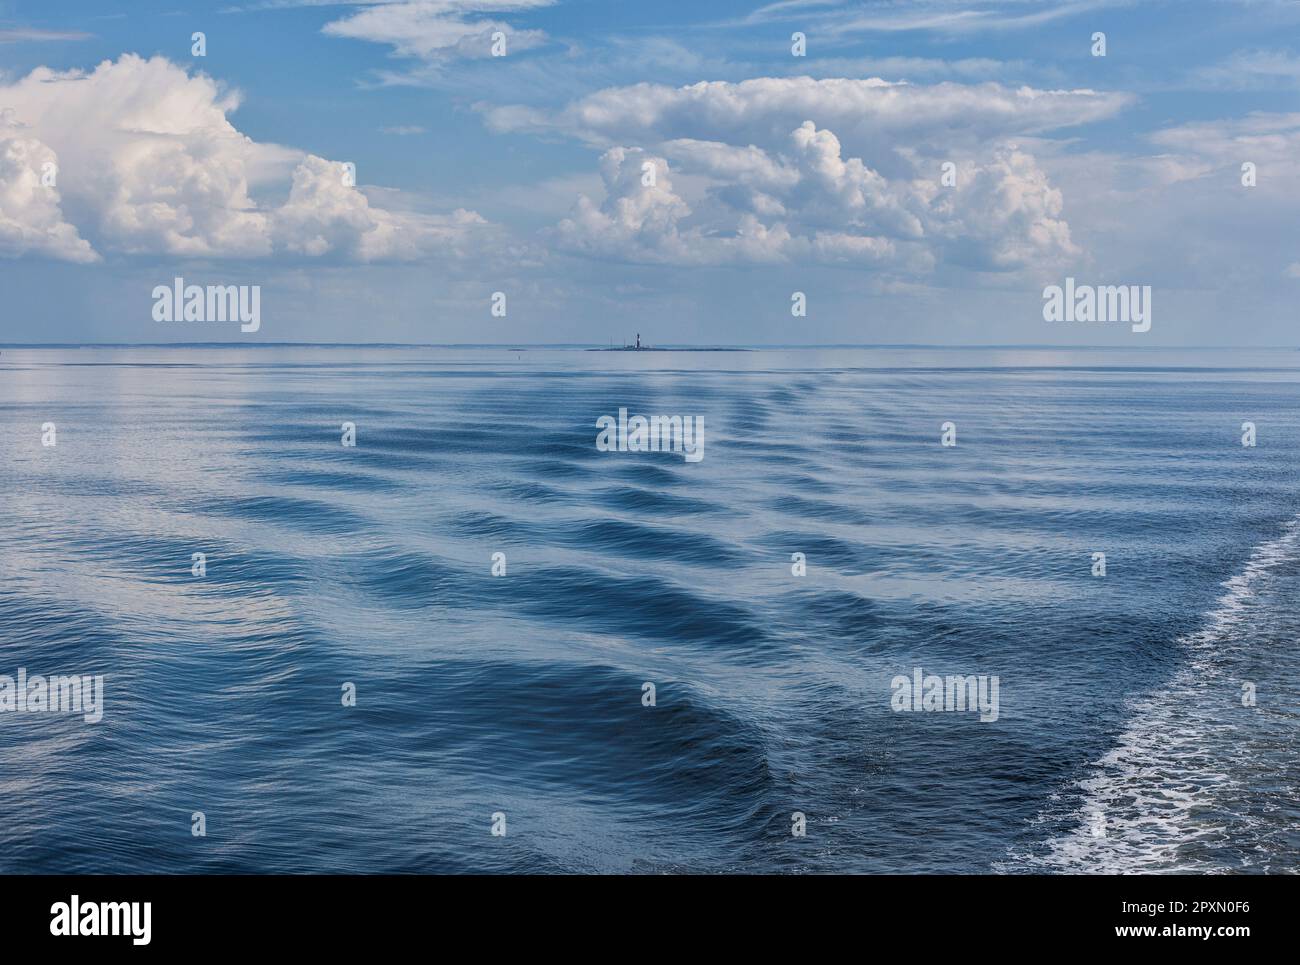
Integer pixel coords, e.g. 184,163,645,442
1,0,1298,344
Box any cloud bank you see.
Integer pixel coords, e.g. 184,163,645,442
0,54,493,264
497,77,1117,273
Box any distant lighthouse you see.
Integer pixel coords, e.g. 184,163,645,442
636,333,641,349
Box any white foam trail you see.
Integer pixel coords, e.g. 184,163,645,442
1009,517,1300,874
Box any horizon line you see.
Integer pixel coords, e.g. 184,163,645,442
3,342,1299,351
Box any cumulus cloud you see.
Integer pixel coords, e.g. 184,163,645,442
538,78,1090,273
0,117,97,263
275,155,490,260
552,147,701,263
927,147,1077,270
1,56,276,258
0,54,491,263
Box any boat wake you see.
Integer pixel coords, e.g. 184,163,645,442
1005,517,1300,874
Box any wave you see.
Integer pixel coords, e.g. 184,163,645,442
1006,516,1300,874
4,347,1298,873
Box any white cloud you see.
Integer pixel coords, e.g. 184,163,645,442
552,147,700,263
322,0,552,65
533,78,1093,272
0,54,491,263
738,0,1120,34
1147,112,1300,177
275,154,490,260
483,76,1132,174
0,27,92,43
1194,50,1300,90
1024,111,1300,288
0,119,98,263
788,56,1040,83
928,147,1077,271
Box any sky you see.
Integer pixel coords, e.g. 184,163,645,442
0,0,1297,345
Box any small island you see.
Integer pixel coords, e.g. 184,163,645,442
590,333,749,352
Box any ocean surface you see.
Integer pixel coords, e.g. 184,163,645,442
0,345,1296,874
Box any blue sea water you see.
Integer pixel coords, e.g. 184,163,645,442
0,345,1296,874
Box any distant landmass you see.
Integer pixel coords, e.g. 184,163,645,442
589,345,751,352
591,333,750,352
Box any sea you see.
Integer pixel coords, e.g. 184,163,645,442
0,345,1296,874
